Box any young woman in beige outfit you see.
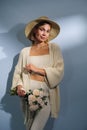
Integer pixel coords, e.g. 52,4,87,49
11,16,64,130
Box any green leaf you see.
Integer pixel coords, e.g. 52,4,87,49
9,88,17,96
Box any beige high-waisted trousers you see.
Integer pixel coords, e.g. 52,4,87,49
21,79,51,130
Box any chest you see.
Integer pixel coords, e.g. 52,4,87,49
28,55,50,68
30,45,49,56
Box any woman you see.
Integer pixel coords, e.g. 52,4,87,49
11,16,64,130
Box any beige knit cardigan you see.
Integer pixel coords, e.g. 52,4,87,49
11,43,64,118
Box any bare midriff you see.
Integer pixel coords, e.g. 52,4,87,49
30,74,45,82
29,43,49,82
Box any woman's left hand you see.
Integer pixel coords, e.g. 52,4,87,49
25,64,37,73
24,64,46,76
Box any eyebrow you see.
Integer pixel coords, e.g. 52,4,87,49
39,26,51,31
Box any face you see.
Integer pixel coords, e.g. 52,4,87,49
34,24,51,42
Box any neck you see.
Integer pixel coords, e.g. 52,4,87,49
33,41,48,46
32,42,48,50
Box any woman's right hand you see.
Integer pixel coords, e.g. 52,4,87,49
17,85,26,97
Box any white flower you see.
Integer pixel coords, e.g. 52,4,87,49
37,97,43,104
28,95,36,102
28,100,33,105
33,89,40,96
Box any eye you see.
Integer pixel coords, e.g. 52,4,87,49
47,30,50,33
39,27,44,31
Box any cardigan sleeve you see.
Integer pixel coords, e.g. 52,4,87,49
11,49,24,90
44,43,64,88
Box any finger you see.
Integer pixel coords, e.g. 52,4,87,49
18,91,25,97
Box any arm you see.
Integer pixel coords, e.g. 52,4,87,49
11,50,25,96
44,44,64,88
25,64,46,76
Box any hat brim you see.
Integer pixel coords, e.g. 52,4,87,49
25,17,60,41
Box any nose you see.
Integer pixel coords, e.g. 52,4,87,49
43,30,47,36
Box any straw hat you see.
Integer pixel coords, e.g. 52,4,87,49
25,16,60,41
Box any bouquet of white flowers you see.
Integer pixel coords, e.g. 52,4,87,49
10,87,48,112
24,88,48,112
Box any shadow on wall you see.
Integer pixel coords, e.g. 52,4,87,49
1,54,26,130
0,23,30,130
0,23,55,130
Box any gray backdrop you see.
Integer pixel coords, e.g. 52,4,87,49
0,0,87,130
